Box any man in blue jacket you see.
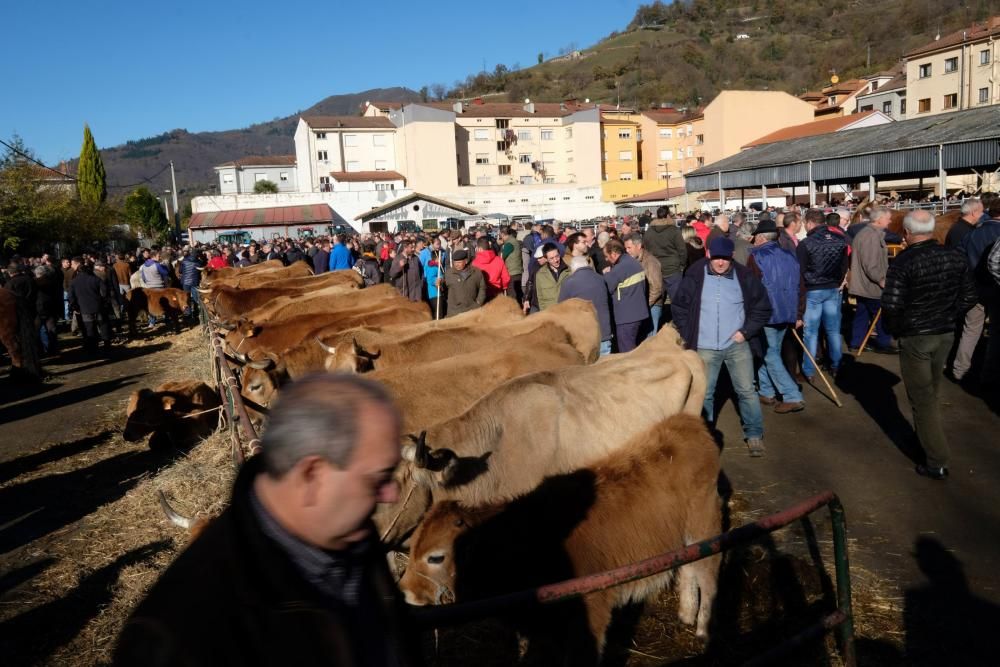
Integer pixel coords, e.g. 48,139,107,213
601,240,648,352
672,237,772,457
559,256,613,356
747,219,804,413
328,234,353,272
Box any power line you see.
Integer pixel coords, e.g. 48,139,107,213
0,138,172,190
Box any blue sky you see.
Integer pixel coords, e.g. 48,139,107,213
3,0,642,165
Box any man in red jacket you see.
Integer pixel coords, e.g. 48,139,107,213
472,237,510,300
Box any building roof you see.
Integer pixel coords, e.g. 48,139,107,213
188,204,334,230
743,111,881,148
806,79,869,113
600,113,641,125
685,105,1000,191
301,115,395,129
641,108,704,124
424,101,594,118
365,101,404,111
864,72,907,95
906,16,1000,58
355,192,477,221
330,170,405,182
616,186,688,203
215,155,296,169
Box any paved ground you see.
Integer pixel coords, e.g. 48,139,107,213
1,328,998,664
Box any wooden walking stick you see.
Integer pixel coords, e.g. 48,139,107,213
855,308,881,359
791,327,844,408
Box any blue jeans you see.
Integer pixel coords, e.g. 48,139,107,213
185,285,200,317
649,304,663,335
599,340,612,357
802,288,843,377
63,290,70,320
851,296,890,348
758,326,803,403
698,341,764,439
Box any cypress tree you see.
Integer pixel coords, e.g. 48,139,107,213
77,124,107,204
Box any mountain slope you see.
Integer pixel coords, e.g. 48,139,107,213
92,87,421,200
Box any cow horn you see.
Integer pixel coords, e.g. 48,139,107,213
216,321,237,331
197,286,211,293
407,431,429,468
158,491,193,530
316,338,336,354
247,358,275,370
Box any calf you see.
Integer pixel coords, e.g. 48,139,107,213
400,414,721,662
126,287,190,336
124,381,222,450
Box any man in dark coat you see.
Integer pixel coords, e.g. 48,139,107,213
672,237,772,457
114,374,419,667
882,210,978,480
5,263,43,377
34,265,63,355
441,249,485,317
179,249,204,320
388,240,423,302
601,239,648,353
559,256,612,355
313,240,331,274
642,206,687,304
68,262,112,353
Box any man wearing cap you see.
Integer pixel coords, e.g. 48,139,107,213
441,249,485,316
602,240,649,352
747,219,805,413
672,237,772,456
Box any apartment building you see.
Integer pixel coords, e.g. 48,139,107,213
293,115,401,193
637,108,705,191
214,156,297,194
906,17,1000,117
700,91,816,165
799,79,870,117
855,72,907,119
599,109,647,201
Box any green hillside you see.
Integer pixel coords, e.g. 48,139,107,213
443,0,995,109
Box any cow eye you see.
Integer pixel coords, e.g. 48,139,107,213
427,554,445,565
249,384,262,392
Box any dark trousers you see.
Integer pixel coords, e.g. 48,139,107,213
899,333,953,468
80,312,111,350
851,296,890,348
661,273,682,323
506,276,523,304
616,320,644,353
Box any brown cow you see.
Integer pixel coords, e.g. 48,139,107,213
123,380,222,450
205,270,363,320
205,260,314,290
126,288,190,336
227,282,397,330
201,258,284,285
0,289,23,371
400,414,721,661
887,209,961,245
377,326,706,544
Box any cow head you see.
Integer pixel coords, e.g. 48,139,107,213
240,354,288,423
319,336,381,373
401,431,491,489
399,500,490,606
123,389,183,441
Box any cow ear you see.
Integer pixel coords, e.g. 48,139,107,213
252,325,263,337
162,396,176,411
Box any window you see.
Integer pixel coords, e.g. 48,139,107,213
498,165,511,175
620,172,633,181
518,129,532,141
520,176,533,185
686,147,693,157
495,119,510,129
222,173,234,183
618,150,633,161
901,98,907,114
316,132,327,139
540,128,554,140
918,98,931,113
658,171,669,180
685,125,693,136
617,128,631,139
521,198,529,202
544,177,556,184
346,161,360,172
375,183,395,191
317,150,328,161
944,57,958,73
475,153,490,165
319,176,330,185
659,128,672,138
697,157,705,167
474,129,490,140
373,134,386,146
918,63,932,78
859,104,874,112
943,93,958,109
541,152,555,165
882,101,892,115
981,50,991,66
980,87,989,104
477,176,491,185
374,160,387,171
344,134,358,147
696,134,704,145
660,149,673,160
519,154,531,163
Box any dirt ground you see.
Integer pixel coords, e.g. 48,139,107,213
1,325,998,666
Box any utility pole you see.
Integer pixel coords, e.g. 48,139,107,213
170,161,180,239
866,43,871,69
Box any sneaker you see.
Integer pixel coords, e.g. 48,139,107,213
774,401,805,414
915,464,948,480
759,395,776,406
746,437,765,457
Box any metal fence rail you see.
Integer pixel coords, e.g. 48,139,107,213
408,490,856,667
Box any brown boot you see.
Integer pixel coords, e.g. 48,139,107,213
774,401,805,414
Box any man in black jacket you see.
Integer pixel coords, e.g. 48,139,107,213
882,210,977,480
114,374,418,667
797,208,850,381
68,262,112,353
643,206,687,311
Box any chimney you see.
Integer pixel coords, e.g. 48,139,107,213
584,98,590,103
473,97,484,105
560,102,566,111
523,99,535,113
452,101,463,114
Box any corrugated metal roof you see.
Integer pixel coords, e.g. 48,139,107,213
188,204,334,229
686,106,1000,191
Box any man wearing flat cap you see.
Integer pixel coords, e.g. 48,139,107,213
441,249,485,317
672,236,773,457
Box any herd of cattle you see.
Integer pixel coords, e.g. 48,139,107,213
124,259,724,658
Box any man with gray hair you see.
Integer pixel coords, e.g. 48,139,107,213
116,374,418,665
882,210,977,480
559,255,612,355
848,205,895,353
946,197,985,381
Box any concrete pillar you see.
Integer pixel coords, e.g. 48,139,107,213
808,162,817,207
868,174,876,198
718,172,725,210
762,184,768,209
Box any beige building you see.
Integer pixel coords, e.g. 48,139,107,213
905,16,1000,117
699,91,817,166
638,108,705,190
294,116,401,193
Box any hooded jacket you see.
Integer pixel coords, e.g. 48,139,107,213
471,249,510,299
643,220,688,278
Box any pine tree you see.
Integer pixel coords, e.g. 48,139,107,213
77,124,107,204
